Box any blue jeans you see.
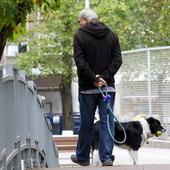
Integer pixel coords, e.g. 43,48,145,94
76,92,115,163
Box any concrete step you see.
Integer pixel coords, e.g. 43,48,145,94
32,164,170,170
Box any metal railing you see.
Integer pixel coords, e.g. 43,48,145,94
115,46,170,139
0,65,59,170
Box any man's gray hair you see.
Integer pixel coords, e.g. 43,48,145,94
79,8,98,21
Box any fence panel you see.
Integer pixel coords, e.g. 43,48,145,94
115,46,170,138
115,50,149,120
150,48,170,136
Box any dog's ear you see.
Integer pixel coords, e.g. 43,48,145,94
146,117,155,123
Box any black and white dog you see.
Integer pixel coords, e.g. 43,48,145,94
91,117,166,165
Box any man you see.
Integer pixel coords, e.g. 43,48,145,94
71,8,122,166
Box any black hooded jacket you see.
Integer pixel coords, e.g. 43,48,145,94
73,22,122,91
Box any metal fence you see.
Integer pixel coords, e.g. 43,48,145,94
0,65,59,170
115,46,170,139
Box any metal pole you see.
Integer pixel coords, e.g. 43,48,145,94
85,0,90,8
147,49,152,117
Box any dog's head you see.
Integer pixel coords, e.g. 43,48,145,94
146,117,166,137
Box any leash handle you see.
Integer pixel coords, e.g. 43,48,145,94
98,84,111,103
98,85,127,144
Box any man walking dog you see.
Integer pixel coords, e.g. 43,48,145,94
71,8,122,166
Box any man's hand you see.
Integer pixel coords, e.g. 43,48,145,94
93,75,106,88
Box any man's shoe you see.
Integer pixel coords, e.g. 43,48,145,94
71,154,89,166
102,160,113,166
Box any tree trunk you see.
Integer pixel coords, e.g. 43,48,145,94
59,80,73,130
0,1,33,61
0,25,14,61
0,42,6,61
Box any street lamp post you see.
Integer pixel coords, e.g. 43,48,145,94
85,0,90,8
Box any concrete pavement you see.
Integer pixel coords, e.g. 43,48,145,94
58,146,170,166
33,164,170,170
33,138,170,169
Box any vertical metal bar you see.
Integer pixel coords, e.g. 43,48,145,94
2,155,7,170
26,138,33,168
34,140,40,168
147,49,152,116
0,148,7,170
15,136,21,170
21,160,24,170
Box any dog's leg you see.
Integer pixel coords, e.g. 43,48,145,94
92,149,101,166
130,150,138,165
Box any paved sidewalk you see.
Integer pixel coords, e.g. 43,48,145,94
34,164,170,170
58,146,170,166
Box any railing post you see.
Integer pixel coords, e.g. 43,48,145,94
147,48,152,117
25,137,33,168
34,140,40,168
15,136,21,170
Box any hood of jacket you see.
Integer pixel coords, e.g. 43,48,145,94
79,22,110,39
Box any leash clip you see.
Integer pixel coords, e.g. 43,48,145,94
103,95,111,103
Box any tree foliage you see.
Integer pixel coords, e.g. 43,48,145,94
10,0,170,79
0,0,60,60
91,0,170,49
16,0,83,82
123,0,170,49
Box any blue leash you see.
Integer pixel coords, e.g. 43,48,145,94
98,85,127,144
